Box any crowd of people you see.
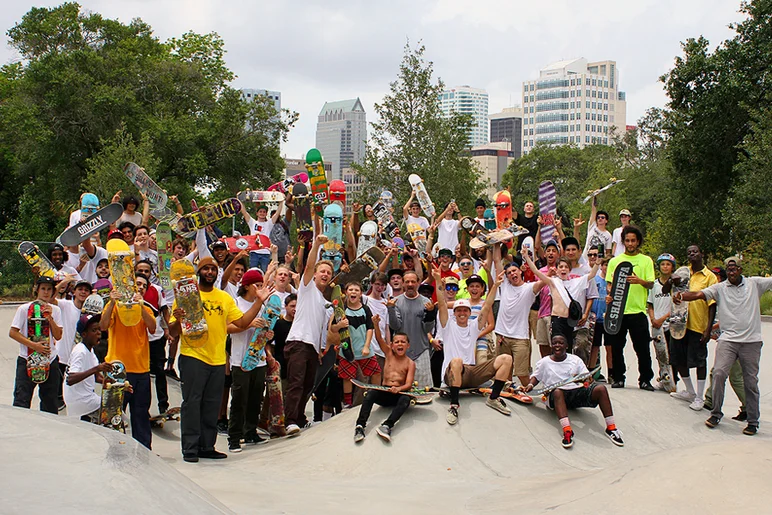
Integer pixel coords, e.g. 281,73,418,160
9,185,770,458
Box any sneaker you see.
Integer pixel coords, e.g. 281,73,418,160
485,396,511,416
228,442,242,453
199,449,227,459
705,415,721,428
639,381,655,392
446,405,459,425
670,390,696,402
742,425,758,436
58,401,66,412
354,425,365,443
597,374,607,383
561,430,574,449
342,403,354,410
605,428,624,447
732,411,748,421
376,424,392,442
286,424,301,436
216,420,228,435
243,433,266,445
303,421,318,429
611,381,625,389
183,455,199,463
689,398,704,411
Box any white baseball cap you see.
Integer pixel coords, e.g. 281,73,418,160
453,298,472,311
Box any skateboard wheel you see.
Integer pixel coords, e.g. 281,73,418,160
111,415,122,426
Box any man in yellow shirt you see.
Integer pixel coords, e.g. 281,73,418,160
669,245,717,411
169,257,264,463
100,287,157,450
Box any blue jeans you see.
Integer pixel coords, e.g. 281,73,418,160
249,252,271,272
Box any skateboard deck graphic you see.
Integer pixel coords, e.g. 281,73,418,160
351,379,435,405
329,179,346,211
604,261,633,335
331,285,355,361
357,220,379,257
292,182,313,237
477,387,533,405
530,365,603,397
379,190,394,209
266,358,285,430
223,234,271,253
156,222,173,293
460,216,487,239
521,236,535,258
106,239,142,327
123,162,167,209
269,172,309,193
242,295,282,371
176,198,241,233
18,242,56,279
305,148,329,212
583,178,625,204
483,209,496,231
494,190,513,229
373,202,399,240
408,174,435,218
469,225,529,249
312,345,338,393
59,203,123,247
331,247,385,290
170,259,208,345
82,294,105,315
407,223,427,256
652,328,676,392
538,180,557,244
669,266,690,340
26,302,51,384
322,203,343,272
238,190,286,204
100,377,130,432
79,193,100,217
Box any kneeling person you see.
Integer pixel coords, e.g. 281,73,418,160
522,335,624,449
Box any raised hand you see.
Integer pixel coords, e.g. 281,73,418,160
574,213,585,228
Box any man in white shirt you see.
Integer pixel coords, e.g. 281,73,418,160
433,201,460,252
64,314,113,421
610,209,632,257
402,195,431,231
241,201,283,272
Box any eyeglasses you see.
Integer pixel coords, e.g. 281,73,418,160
459,261,473,267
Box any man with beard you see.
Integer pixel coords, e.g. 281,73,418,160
169,257,265,462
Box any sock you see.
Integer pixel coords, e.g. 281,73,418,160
696,379,706,399
344,392,353,405
605,416,616,431
560,417,572,433
450,386,460,405
682,376,695,395
322,411,333,422
490,380,505,400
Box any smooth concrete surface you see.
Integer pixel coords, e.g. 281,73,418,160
1,304,771,514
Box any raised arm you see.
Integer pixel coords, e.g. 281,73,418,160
271,200,284,224
302,234,327,286
431,264,448,329
402,191,415,221
478,271,504,329
141,192,150,226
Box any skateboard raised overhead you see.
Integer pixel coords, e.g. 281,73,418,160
408,174,435,218
379,190,394,209
483,208,496,231
59,203,123,247
268,172,309,193
329,179,346,211
176,198,241,233
406,223,428,257
155,222,173,293
106,239,142,327
321,202,344,272
604,261,633,336
357,220,379,257
373,201,399,240
237,190,286,204
331,285,355,362
494,190,513,229
170,259,208,345
305,148,329,212
222,234,271,253
351,378,435,405
583,178,625,204
18,241,56,279
521,235,535,258
26,302,51,384
469,225,529,250
669,266,691,340
331,247,385,291
460,216,487,239
242,295,283,371
123,162,167,210
291,182,313,238
538,180,557,244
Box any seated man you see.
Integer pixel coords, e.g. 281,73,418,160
522,334,624,449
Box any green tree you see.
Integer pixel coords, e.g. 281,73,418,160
353,42,484,214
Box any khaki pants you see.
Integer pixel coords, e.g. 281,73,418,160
496,334,532,378
536,316,551,347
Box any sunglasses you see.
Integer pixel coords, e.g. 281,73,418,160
597,216,607,220
445,285,459,291
587,253,598,257
459,261,473,267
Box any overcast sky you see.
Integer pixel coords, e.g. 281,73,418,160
1,1,744,159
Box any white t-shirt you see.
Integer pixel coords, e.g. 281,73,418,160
440,318,482,385
363,295,389,358
495,281,537,339
68,210,82,229
63,342,100,418
12,302,63,360
405,214,430,231
584,223,612,256
611,227,625,257
118,211,143,227
56,299,82,365
54,264,81,282
80,246,108,284
230,296,267,368
285,278,328,353
222,281,240,300
148,284,167,341
245,214,273,255
648,279,671,331
437,219,460,252
532,353,588,391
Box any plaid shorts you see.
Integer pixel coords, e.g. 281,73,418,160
338,356,382,380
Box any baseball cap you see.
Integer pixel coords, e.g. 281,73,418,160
74,279,93,290
544,239,559,250
619,209,632,217
209,240,227,250
466,274,486,287
438,248,454,258
724,255,742,267
656,253,676,266
444,276,459,286
107,229,124,241
387,269,404,279
241,268,264,287
81,193,100,209
36,276,56,286
453,298,472,311
475,198,487,208
76,313,102,335
418,283,434,297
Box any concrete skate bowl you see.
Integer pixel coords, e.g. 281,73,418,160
0,405,232,514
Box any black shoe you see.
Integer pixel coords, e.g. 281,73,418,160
58,401,66,412
183,455,199,463
376,424,392,442
243,433,266,445
732,411,748,422
597,374,607,383
199,449,228,459
742,425,758,436
611,381,625,389
228,442,242,453
705,416,720,428
639,381,655,392
217,420,228,435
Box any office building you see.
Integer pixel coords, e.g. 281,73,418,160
315,98,367,181
521,58,627,153
241,88,281,114
489,107,523,159
470,142,515,198
284,157,332,178
439,86,489,147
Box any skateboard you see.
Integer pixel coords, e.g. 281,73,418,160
269,172,309,193
80,193,100,216
669,266,691,340
476,387,533,405
406,223,428,256
305,148,329,212
26,302,51,383
321,202,343,272
123,162,167,210
59,203,123,247
237,190,286,204
100,378,130,432
106,239,142,327
170,259,208,345
176,198,241,233
373,201,399,240
18,242,56,279
223,234,271,253
604,261,633,336
521,236,535,258
150,407,181,428
242,295,283,371
529,365,603,397
292,182,313,238
538,180,557,244
82,294,105,315
351,378,435,405
483,209,496,231
460,216,487,239
408,174,435,218
357,220,379,257
583,178,625,204
265,357,285,430
652,328,676,392
494,190,513,229
379,190,394,209
329,179,346,211
93,279,112,302
312,344,338,393
156,222,173,293
469,225,529,250
331,285,355,361
331,247,385,291
106,360,127,383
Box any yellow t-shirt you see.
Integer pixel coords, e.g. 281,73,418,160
686,265,717,333
105,307,153,374
170,288,243,366
607,252,655,315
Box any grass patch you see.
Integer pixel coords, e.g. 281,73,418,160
762,291,772,316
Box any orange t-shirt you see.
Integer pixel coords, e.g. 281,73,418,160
105,307,152,374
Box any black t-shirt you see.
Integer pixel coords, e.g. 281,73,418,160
516,213,539,248
271,317,293,379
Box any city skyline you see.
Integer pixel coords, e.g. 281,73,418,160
0,1,742,160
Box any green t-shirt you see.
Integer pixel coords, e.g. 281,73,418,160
607,252,655,315
457,268,489,299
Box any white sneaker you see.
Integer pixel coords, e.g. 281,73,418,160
689,398,705,411
446,405,459,425
286,424,301,436
485,396,511,415
670,390,695,402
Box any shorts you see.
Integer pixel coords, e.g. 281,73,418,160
591,320,607,347
670,329,707,369
496,335,531,377
550,316,575,351
528,310,538,340
443,358,497,389
338,356,382,380
536,316,551,346
547,383,600,410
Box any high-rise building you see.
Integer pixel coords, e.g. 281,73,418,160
470,142,515,198
489,107,523,159
284,158,332,178
241,88,281,114
521,58,627,153
439,86,489,148
315,98,367,181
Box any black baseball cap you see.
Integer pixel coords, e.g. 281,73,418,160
475,198,486,208
466,274,486,287
438,248,454,257
544,240,559,250
209,240,227,250
36,276,56,286
418,283,434,297
76,314,102,335
387,269,404,279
